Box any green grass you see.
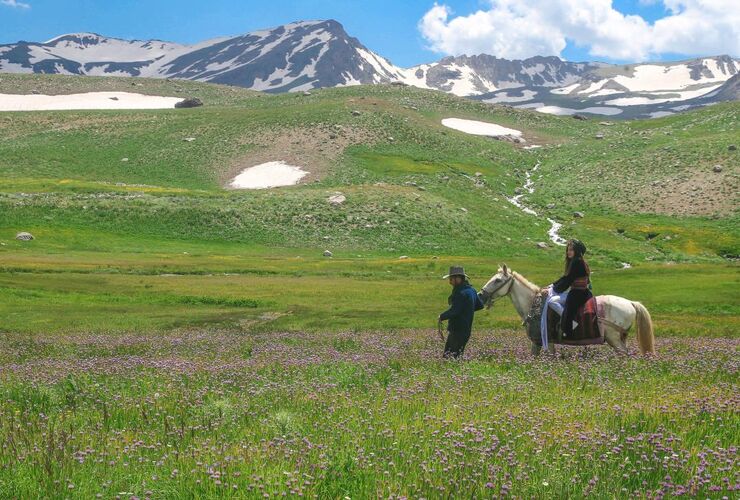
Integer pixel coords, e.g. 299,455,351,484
0,74,736,498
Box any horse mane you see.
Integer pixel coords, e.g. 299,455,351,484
511,271,540,294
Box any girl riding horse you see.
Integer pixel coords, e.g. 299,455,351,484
547,239,592,336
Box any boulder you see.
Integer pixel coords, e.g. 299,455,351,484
351,110,361,116
573,211,585,218
399,255,409,260
15,232,34,241
175,97,203,109
302,91,312,96
729,145,737,151
594,133,605,139
323,250,333,257
713,165,723,173
546,203,556,209
572,114,588,121
328,194,346,206
537,242,548,249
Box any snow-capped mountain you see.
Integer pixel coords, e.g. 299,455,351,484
400,55,599,96
467,55,739,118
1,20,738,118
0,20,403,92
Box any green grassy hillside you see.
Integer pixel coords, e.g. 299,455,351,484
0,75,738,335
0,74,737,499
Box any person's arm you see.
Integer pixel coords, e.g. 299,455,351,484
474,290,485,311
439,291,464,321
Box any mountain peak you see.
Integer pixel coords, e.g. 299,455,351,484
44,33,106,45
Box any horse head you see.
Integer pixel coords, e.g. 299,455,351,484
479,264,515,309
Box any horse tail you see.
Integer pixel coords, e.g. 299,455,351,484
631,301,655,355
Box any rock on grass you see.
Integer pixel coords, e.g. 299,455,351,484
175,97,203,108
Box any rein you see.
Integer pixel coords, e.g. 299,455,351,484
483,275,515,307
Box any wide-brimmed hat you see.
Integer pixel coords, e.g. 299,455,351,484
443,266,469,279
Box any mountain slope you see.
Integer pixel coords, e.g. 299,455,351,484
400,55,598,96
0,21,404,93
1,20,738,117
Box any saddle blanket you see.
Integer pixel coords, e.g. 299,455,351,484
528,291,605,347
547,297,604,345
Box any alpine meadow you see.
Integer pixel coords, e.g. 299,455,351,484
0,68,737,499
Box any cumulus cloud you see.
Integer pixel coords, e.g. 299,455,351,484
1,0,31,8
419,0,739,61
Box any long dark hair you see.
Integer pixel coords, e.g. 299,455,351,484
564,239,588,274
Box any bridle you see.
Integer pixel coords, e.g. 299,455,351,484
482,274,515,308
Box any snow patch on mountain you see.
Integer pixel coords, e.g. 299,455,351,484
442,118,522,137
483,90,537,103
0,91,182,111
535,105,623,116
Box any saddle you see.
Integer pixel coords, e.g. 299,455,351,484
525,293,605,346
546,297,604,345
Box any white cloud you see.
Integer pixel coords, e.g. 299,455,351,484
1,0,31,8
419,0,740,61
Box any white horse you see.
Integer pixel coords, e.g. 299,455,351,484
479,264,655,356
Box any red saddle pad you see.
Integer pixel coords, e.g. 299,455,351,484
547,297,604,345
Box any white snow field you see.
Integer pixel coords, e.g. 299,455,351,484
534,105,623,116
608,62,728,92
441,118,522,137
230,161,309,189
0,92,183,111
483,90,537,104
604,85,722,106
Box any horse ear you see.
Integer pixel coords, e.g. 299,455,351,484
502,264,509,275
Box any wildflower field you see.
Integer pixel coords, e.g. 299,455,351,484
0,328,736,498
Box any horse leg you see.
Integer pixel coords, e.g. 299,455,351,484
605,328,628,356
531,342,542,357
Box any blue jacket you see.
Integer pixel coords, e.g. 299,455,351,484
440,283,484,335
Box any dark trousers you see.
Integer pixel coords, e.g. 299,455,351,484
444,330,471,359
561,289,592,335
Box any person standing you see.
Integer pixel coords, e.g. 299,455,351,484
438,266,484,359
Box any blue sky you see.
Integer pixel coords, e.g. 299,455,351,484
1,0,736,66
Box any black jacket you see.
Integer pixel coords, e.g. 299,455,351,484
440,283,485,334
553,259,590,294
553,259,592,334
